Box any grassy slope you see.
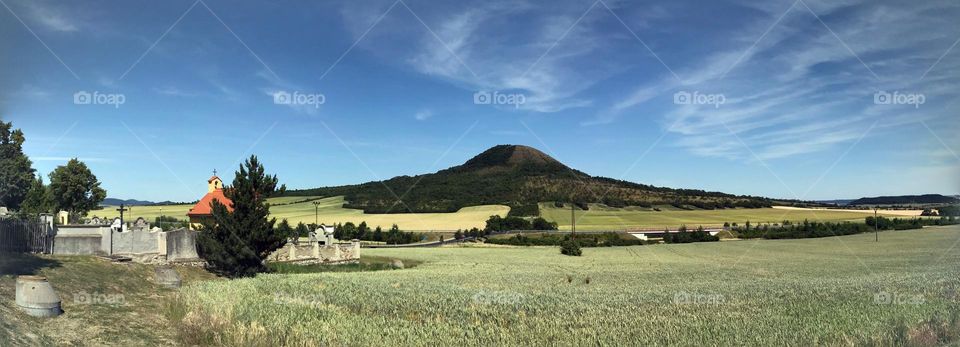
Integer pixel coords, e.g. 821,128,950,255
97,196,510,231
0,255,217,346
176,226,960,346
539,202,915,230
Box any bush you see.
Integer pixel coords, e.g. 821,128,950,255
484,215,532,232
560,238,581,256
663,226,719,243
531,217,558,230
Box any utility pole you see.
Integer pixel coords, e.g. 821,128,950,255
571,203,576,234
313,201,322,226
874,207,878,242
159,207,163,230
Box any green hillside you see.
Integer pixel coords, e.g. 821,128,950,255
285,145,775,215
849,194,960,206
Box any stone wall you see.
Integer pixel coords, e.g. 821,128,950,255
112,229,164,255
269,240,360,264
51,225,199,264
166,229,200,261
52,235,102,255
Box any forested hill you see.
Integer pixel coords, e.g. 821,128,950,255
848,194,960,206
285,145,775,215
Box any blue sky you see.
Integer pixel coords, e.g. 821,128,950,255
1,0,958,202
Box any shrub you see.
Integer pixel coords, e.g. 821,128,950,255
531,217,558,230
560,238,581,256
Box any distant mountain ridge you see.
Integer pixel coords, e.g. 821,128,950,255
815,199,856,206
102,198,155,206
101,198,192,206
848,194,960,206
285,144,776,215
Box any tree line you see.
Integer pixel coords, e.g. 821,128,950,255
0,121,106,222
729,216,959,239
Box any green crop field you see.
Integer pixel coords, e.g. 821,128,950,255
539,203,916,230
173,226,960,346
97,196,509,230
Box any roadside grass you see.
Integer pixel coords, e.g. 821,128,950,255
97,196,510,231
173,226,960,346
539,202,918,231
0,255,216,346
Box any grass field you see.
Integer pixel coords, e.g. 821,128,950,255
174,226,960,346
539,203,918,230
96,196,510,231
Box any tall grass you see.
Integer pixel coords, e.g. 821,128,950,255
173,227,960,346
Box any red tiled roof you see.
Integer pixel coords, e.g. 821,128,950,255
187,189,234,217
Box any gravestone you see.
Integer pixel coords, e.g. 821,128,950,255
154,267,181,288
111,218,122,232
133,217,149,230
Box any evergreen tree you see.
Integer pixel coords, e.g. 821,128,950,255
357,221,369,240
333,223,344,240
0,121,37,209
295,222,310,238
48,159,106,222
341,222,357,240
276,220,294,242
197,155,286,278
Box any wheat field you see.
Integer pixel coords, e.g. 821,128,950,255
539,203,919,230
173,226,960,346
97,196,509,230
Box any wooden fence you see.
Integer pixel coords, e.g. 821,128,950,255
0,217,52,254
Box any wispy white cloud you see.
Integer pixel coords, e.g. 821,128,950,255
598,0,960,161
153,87,199,97
25,2,79,32
339,0,636,113
414,109,433,121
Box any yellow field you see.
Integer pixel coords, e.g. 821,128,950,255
96,196,509,230
539,203,919,231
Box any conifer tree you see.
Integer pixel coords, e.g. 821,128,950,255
197,155,286,278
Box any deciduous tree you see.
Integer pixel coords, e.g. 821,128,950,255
48,159,106,222
0,121,36,209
